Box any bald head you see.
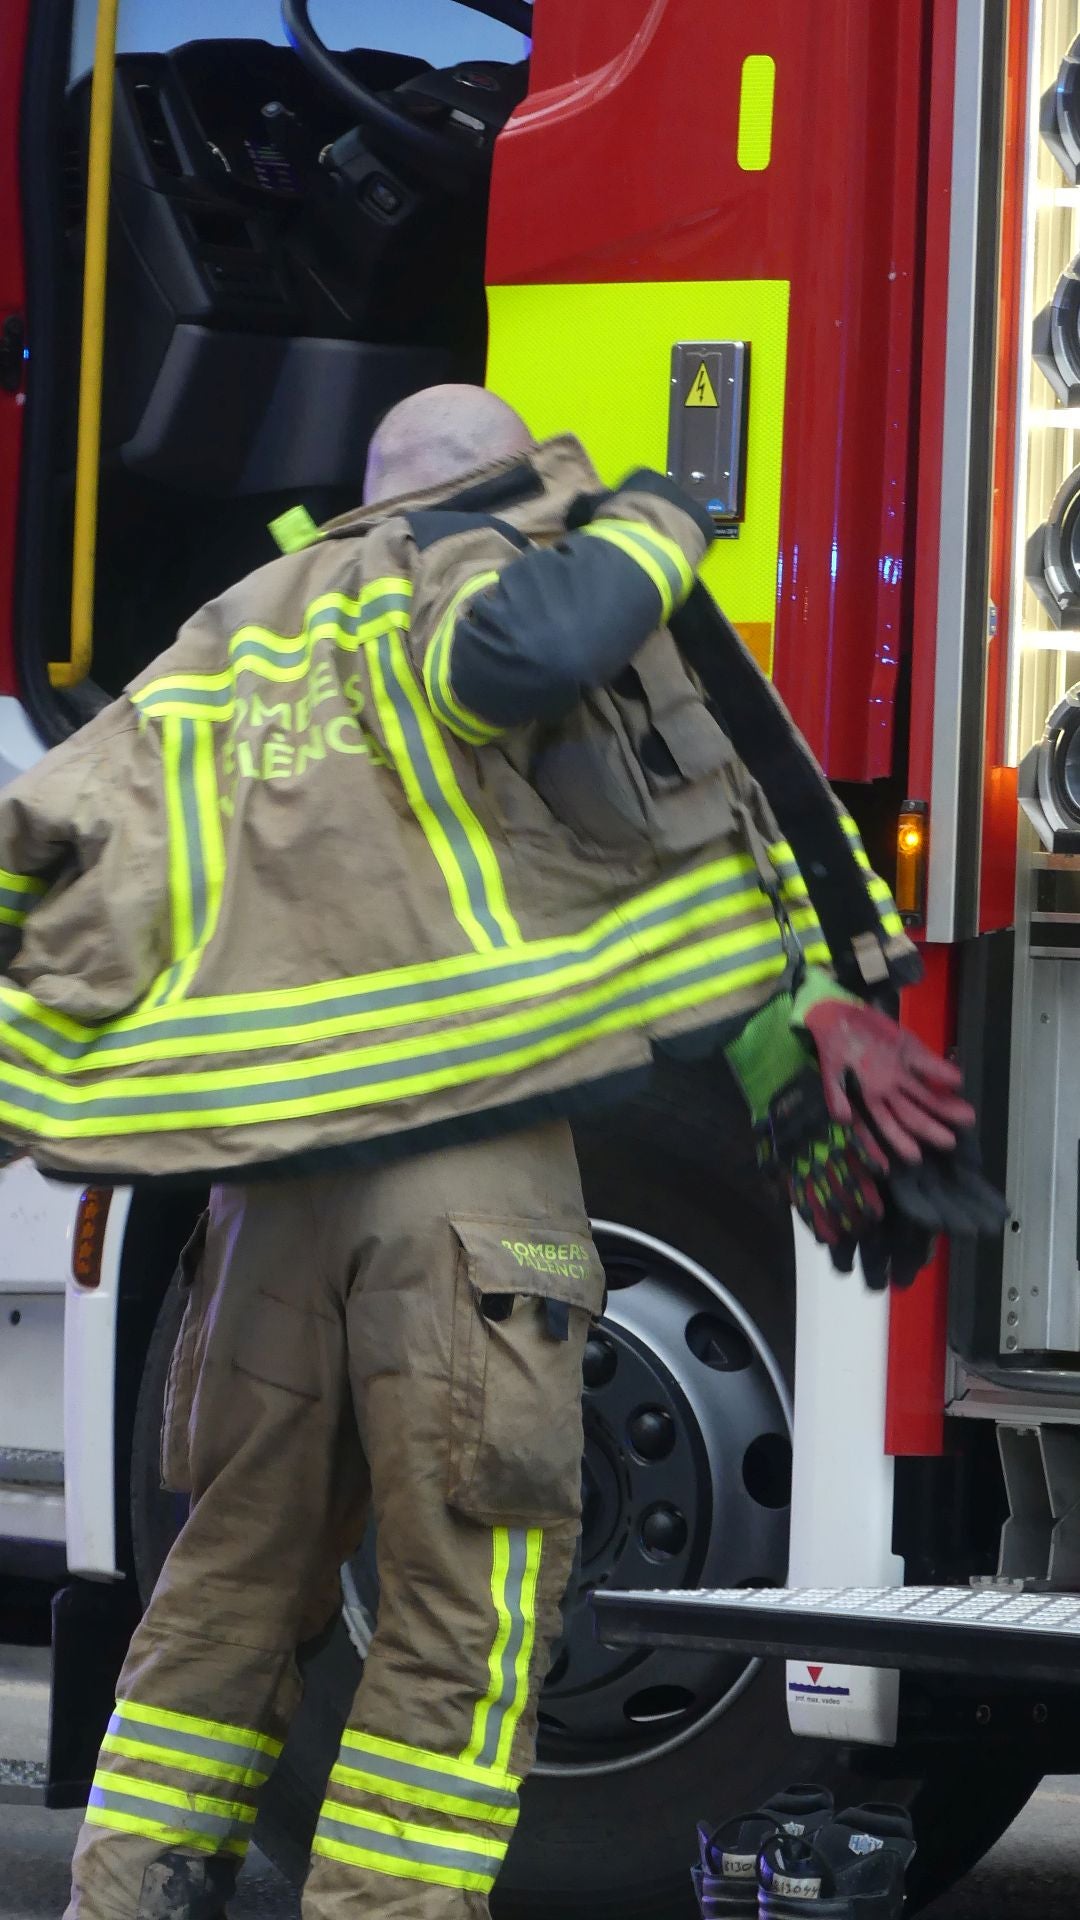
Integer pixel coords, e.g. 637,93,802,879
363,384,533,505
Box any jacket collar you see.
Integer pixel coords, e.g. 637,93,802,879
319,434,604,539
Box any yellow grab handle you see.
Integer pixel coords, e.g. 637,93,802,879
51,0,121,689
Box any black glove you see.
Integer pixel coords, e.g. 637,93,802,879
836,1125,1008,1289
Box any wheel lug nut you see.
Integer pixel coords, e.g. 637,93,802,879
629,1407,676,1461
641,1504,688,1558
583,1335,617,1388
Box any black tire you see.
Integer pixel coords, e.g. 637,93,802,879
128,1063,1040,1916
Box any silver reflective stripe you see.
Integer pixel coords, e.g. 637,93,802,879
477,1530,529,1772
374,630,511,951
315,1811,502,1881
0,889,33,917
0,863,766,1063
108,1710,270,1776
0,926,789,1125
131,593,415,717
89,1784,251,1845
335,1743,517,1812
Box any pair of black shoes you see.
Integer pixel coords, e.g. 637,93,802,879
693,1785,916,1917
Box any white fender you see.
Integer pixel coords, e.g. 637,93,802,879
785,1215,903,1745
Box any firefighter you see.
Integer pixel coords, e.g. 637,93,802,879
0,385,978,1919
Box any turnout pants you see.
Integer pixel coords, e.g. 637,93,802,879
67,1121,602,1920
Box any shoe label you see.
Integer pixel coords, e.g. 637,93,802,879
772,1875,821,1899
722,1853,756,1879
848,1833,884,1856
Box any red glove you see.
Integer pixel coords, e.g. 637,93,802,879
798,990,974,1168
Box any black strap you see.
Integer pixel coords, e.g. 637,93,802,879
544,1298,572,1342
405,509,529,553
669,585,916,997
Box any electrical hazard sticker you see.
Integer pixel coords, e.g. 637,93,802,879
684,360,720,408
667,341,749,524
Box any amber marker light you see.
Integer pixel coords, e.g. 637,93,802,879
895,800,928,928
72,1186,112,1287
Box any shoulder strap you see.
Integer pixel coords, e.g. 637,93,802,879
669,586,919,997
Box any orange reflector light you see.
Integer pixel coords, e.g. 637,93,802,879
895,799,928,927
72,1186,112,1288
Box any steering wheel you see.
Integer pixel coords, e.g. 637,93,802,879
281,0,531,186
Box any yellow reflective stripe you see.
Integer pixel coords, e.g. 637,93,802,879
311,1833,495,1892
132,580,414,716
100,1733,272,1788
169,718,226,1002
0,869,46,895
580,518,694,623
463,1528,542,1773
496,1527,541,1774
0,914,770,1094
112,1698,283,1758
337,1728,520,1793
370,629,521,951
581,523,673,618
161,715,193,962
837,815,905,936
151,718,227,1008
86,1806,247,1855
587,516,695,600
318,1800,506,1862
368,634,491,951
738,53,776,171
0,906,28,927
386,631,520,946
92,1768,257,1823
329,1761,517,1826
464,1529,513,1768
0,882,772,1075
0,852,764,1043
424,571,505,745
0,929,789,1137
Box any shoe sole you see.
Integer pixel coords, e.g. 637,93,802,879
761,1898,901,1919
698,1890,758,1918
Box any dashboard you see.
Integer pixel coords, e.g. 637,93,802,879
110,39,430,202
61,37,499,497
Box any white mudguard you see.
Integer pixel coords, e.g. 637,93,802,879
785,1215,902,1746
0,695,130,1580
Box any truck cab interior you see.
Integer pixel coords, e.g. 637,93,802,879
19,0,531,733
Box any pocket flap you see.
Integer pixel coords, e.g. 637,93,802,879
450,1216,606,1314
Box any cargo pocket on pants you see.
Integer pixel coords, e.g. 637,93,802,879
160,1210,209,1496
446,1217,606,1526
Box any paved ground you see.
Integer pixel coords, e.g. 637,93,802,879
2,1644,1077,1916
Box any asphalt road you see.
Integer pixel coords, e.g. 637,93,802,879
1,1644,1078,1917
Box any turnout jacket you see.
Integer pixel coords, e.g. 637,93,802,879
0,436,912,1181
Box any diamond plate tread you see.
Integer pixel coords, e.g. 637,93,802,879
633,1585,1080,1634
0,1446,64,1489
0,1756,48,1804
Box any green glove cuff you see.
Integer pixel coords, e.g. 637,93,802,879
724,991,809,1123
790,966,861,1031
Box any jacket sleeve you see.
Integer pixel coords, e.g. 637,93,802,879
418,471,716,745
0,707,172,1023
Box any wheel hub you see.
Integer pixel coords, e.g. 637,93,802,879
535,1222,792,1776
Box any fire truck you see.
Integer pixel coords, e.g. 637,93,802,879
4,0,1080,1910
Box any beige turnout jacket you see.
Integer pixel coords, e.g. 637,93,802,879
0,436,886,1181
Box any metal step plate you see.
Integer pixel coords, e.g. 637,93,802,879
592,1585,1080,1686
0,1756,47,1804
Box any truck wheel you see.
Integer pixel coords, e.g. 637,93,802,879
128,1065,1039,1916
